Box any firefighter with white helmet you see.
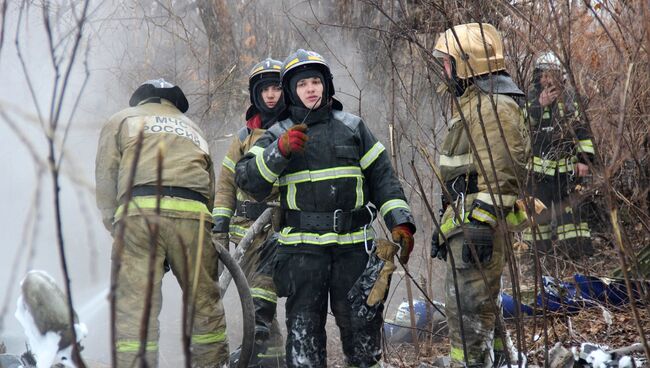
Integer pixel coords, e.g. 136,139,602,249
523,51,595,258
430,23,530,367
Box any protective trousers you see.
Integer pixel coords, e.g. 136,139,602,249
227,217,284,362
273,244,383,368
113,214,228,368
524,172,593,259
445,226,506,368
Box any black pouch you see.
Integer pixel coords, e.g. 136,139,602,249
462,222,494,264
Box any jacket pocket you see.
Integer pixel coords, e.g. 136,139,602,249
335,145,359,164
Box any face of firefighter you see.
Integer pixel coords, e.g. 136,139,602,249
443,55,453,78
540,70,562,89
261,84,282,109
296,77,323,108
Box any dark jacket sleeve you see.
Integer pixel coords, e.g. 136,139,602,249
357,120,416,233
235,125,289,202
565,90,595,163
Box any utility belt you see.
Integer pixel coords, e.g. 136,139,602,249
441,173,479,209
235,200,270,220
284,206,377,233
130,185,209,207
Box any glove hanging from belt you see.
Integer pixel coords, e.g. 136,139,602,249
347,239,398,321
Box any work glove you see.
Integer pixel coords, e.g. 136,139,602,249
212,231,230,250
278,123,308,157
347,240,397,321
391,224,414,264
366,239,399,306
430,227,447,261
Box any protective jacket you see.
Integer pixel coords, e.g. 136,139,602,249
212,112,279,236
235,102,415,245
526,86,594,175
438,83,530,240
95,99,214,230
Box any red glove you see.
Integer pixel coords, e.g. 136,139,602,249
278,124,308,157
392,224,414,264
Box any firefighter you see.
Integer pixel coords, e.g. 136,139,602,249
212,58,286,366
95,79,228,367
523,51,595,259
235,49,416,367
430,23,530,367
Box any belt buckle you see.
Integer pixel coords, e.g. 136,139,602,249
333,209,342,233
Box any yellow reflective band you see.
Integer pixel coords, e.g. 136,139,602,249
258,346,285,358
439,153,473,167
450,346,466,363
212,207,234,218
493,338,504,351
278,227,375,245
307,55,323,61
577,139,594,154
249,145,264,156
116,340,158,353
279,166,363,186
476,193,518,207
543,107,550,119
557,222,590,240
255,150,279,183
251,66,264,74
284,58,300,69
192,331,227,345
222,156,236,173
355,177,364,208
573,102,580,117
115,197,210,219
505,209,527,227
558,102,565,117
272,65,281,70
360,142,385,169
379,199,410,217
523,231,551,241
229,224,248,238
471,207,497,226
251,287,278,303
440,212,470,236
287,183,299,210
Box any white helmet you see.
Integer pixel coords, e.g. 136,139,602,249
535,51,562,71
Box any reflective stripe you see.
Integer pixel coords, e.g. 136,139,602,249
278,227,375,245
439,153,473,167
115,197,210,219
440,211,469,236
557,222,590,240
471,207,497,226
287,183,299,210
577,139,594,154
476,193,517,207
251,287,278,303
258,346,286,358
222,156,236,173
360,142,385,169
493,337,504,351
249,146,264,156
355,177,364,208
379,199,410,217
558,102,565,117
116,340,158,353
192,331,227,344
557,157,577,173
523,224,552,241
255,150,279,183
542,107,550,119
229,224,248,238
279,166,363,186
505,209,528,228
212,207,234,218
450,346,465,363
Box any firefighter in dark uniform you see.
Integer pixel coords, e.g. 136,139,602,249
235,49,416,368
523,51,595,259
212,58,286,366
